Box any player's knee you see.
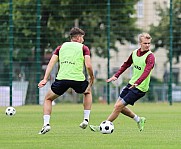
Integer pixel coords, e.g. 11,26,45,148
84,90,91,95
113,104,119,111
114,103,124,112
45,97,53,102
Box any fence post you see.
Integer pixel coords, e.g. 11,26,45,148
168,0,173,105
9,0,13,106
36,0,41,104
107,0,110,104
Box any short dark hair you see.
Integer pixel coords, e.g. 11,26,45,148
69,27,85,38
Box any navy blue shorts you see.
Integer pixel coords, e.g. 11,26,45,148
51,79,89,96
119,84,146,105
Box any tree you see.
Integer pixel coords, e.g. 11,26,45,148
1,0,140,61
0,0,141,103
149,0,181,63
66,0,140,57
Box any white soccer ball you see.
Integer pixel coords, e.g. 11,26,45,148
5,107,16,116
100,120,114,134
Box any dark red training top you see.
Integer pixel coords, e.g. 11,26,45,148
114,48,155,85
53,44,90,56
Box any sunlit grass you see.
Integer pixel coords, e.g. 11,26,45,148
0,102,181,149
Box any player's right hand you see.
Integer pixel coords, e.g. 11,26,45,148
106,76,117,82
89,76,94,86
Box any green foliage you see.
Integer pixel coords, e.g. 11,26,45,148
0,1,141,102
0,2,9,61
78,0,140,58
149,0,181,63
0,0,140,62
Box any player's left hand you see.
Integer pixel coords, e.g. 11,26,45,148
129,84,138,89
38,79,47,88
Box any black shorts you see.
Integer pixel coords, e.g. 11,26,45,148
119,84,146,105
51,79,89,96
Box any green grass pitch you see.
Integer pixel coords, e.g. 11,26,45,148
0,102,181,149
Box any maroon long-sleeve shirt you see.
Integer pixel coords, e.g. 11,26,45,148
114,48,155,85
53,44,90,56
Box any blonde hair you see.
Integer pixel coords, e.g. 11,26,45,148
138,33,152,43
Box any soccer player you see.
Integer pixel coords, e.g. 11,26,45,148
90,33,155,132
38,27,94,134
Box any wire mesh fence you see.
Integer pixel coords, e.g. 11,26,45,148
0,0,180,106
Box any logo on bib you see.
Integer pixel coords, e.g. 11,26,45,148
134,65,141,70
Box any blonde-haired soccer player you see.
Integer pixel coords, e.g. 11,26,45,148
90,33,155,132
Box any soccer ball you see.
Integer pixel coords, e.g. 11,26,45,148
5,107,16,116
100,120,114,134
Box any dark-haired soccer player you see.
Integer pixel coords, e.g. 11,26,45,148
38,27,94,134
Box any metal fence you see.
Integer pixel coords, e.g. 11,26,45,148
0,0,180,106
